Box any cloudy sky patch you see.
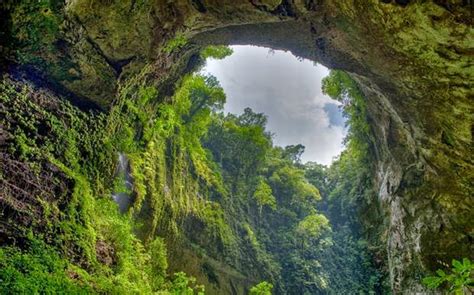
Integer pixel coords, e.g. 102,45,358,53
203,45,346,165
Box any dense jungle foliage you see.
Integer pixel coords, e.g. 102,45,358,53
0,35,390,293
0,3,390,289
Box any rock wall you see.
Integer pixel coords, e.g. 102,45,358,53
2,1,472,293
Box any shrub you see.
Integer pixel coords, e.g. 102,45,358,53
423,258,474,294
163,34,188,53
0,240,92,294
200,45,233,60
249,281,273,295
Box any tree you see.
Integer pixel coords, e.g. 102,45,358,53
200,45,234,60
169,272,205,295
321,70,360,106
283,144,305,164
238,107,268,128
321,70,370,151
249,281,273,295
423,258,474,294
296,213,330,250
269,165,320,212
183,74,226,122
304,162,328,199
254,179,276,215
203,109,271,181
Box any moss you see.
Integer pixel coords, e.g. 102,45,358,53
0,75,208,293
6,1,84,83
200,202,236,249
10,1,62,62
244,223,260,249
67,0,156,57
163,34,188,54
252,0,282,11
0,238,94,294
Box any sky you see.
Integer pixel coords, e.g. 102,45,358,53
202,45,347,165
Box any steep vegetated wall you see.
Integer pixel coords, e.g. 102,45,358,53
1,0,472,293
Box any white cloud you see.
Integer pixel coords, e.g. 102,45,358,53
203,45,347,165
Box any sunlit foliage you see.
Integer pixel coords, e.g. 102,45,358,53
163,34,188,53
0,57,240,292
200,45,234,60
253,179,276,214
423,258,474,294
203,106,335,294
249,281,273,295
0,51,389,293
303,70,390,293
296,213,330,242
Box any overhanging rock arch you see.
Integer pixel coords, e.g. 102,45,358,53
4,1,473,293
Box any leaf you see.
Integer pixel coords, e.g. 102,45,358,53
436,269,446,277
462,258,471,268
422,276,443,288
452,259,463,272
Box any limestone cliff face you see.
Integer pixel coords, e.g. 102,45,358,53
2,1,473,293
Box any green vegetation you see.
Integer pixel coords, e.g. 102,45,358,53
301,69,390,294
163,34,188,53
423,258,474,294
253,179,276,214
322,70,370,152
169,272,205,295
200,45,234,60
304,159,388,294
1,45,388,294
0,67,228,293
0,238,92,294
296,213,330,243
201,103,378,293
249,281,273,295
0,0,470,293
8,0,62,63
2,0,82,82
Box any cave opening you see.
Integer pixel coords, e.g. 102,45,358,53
156,43,390,294
202,45,347,165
